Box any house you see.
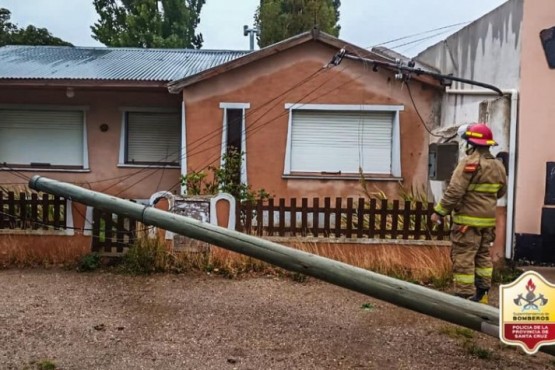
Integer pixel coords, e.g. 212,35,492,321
416,0,555,263
168,29,443,201
0,29,442,209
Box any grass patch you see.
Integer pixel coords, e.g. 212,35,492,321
35,359,57,370
439,325,496,360
493,259,524,284
463,341,494,360
439,325,475,339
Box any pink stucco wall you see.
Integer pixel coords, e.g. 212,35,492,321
182,41,442,200
516,0,555,234
0,86,182,200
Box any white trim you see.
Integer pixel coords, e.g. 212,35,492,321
210,193,236,230
118,108,181,166
65,199,75,236
118,106,179,113
283,105,403,176
181,101,187,195
284,103,405,111
219,104,250,184
391,111,402,177
0,104,90,111
83,206,93,236
241,113,247,184
219,102,251,109
82,111,89,170
118,113,126,164
0,168,91,173
220,108,228,168
0,106,90,169
116,164,180,169
283,109,294,175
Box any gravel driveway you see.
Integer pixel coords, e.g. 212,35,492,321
0,269,553,370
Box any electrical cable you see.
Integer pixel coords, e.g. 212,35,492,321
369,21,470,49
404,80,449,139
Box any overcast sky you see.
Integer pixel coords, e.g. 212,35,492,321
0,0,507,56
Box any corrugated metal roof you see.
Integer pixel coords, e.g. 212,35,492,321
0,45,251,82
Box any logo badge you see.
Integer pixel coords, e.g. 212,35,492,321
500,270,555,354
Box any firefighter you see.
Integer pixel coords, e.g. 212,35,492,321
431,123,507,303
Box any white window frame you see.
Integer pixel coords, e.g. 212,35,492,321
118,106,181,168
283,103,403,177
219,102,250,184
0,104,89,172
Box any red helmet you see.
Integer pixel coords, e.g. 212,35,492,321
461,123,497,146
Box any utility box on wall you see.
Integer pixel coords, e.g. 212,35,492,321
428,142,459,181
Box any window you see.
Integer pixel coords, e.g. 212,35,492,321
219,103,249,184
121,110,181,166
283,104,402,177
0,108,87,169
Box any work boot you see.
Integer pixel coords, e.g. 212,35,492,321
469,288,489,304
454,292,473,299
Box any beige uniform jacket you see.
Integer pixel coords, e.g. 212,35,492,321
434,150,507,227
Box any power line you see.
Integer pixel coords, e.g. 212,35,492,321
368,21,470,49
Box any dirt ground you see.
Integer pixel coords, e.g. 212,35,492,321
1,269,554,370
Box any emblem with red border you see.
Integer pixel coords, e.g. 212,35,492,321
500,270,555,354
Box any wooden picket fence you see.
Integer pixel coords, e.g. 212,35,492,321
235,197,451,240
0,191,66,230
90,208,138,253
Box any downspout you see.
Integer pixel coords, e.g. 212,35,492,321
445,88,519,260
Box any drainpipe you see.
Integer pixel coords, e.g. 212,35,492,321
445,88,519,260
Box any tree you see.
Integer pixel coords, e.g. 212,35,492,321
255,0,340,48
91,0,205,49
0,8,71,47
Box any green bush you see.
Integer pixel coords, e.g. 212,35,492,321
121,237,172,275
77,253,101,272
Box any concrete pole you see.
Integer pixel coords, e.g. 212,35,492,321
28,176,555,356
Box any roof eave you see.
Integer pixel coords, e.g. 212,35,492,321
0,79,169,89
167,28,442,93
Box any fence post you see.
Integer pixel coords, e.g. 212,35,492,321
414,202,423,240
334,197,342,238
379,199,388,239
8,192,15,229
312,198,319,237
268,198,274,236
324,197,331,237
301,198,308,237
278,198,285,237
31,193,38,230
346,198,353,238
368,199,376,238
391,200,400,239
290,198,297,236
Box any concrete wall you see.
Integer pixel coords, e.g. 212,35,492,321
517,0,555,234
0,87,182,200
417,0,522,91
182,40,442,200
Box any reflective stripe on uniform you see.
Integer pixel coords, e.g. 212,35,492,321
452,214,496,227
434,203,448,216
467,183,502,193
475,267,493,278
454,274,475,285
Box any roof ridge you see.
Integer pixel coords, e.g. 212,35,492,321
0,45,251,53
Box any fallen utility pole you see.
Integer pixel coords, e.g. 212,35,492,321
29,176,555,356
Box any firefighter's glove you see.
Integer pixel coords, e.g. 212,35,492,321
431,212,443,225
